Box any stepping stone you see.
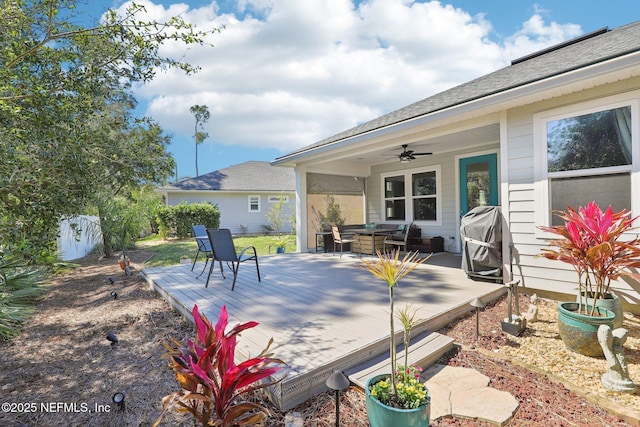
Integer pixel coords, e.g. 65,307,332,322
424,364,519,426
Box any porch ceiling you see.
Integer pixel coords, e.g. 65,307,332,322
304,122,500,168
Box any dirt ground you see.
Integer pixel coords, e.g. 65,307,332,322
0,247,638,426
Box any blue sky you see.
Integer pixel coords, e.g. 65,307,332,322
85,1,639,180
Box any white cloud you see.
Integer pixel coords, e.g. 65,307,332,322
128,0,584,153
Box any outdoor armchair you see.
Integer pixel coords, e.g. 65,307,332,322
331,225,355,258
191,224,222,279
383,222,414,253
205,228,261,290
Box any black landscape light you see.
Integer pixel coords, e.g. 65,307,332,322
326,371,350,427
110,291,118,299
108,277,114,284
106,332,119,345
469,297,486,340
112,392,125,410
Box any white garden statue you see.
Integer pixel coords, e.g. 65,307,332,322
597,325,637,393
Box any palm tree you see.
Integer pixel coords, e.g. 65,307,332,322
190,105,211,177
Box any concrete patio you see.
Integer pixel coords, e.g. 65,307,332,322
141,251,505,411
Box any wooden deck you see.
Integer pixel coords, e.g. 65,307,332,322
141,252,504,410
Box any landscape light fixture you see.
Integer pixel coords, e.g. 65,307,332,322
469,297,486,340
108,277,114,284
325,371,350,427
111,291,118,299
112,392,125,409
106,332,119,345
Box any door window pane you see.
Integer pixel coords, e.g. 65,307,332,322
465,162,490,211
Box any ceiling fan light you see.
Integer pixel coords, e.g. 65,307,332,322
400,157,410,163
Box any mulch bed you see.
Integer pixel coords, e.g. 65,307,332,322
0,248,637,426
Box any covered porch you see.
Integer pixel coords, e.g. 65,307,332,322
142,252,505,411
281,119,503,261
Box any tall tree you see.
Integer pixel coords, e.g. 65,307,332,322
0,0,222,262
190,104,211,177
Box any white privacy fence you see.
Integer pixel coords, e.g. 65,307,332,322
57,216,102,261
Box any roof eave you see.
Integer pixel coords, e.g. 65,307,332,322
272,50,640,167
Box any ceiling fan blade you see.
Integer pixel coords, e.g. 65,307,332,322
397,144,431,162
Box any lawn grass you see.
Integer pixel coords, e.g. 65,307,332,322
139,234,295,267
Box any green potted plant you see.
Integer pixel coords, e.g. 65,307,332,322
538,201,640,356
272,234,293,253
360,250,431,426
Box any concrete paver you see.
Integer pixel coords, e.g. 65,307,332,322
424,364,519,426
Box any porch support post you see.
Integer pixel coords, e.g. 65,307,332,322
499,110,513,282
295,166,308,252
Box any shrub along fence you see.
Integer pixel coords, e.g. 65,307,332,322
157,203,220,239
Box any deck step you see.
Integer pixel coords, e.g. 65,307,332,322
346,331,455,389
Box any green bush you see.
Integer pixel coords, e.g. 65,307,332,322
157,203,221,239
0,253,47,340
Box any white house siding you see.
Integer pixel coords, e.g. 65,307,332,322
369,144,499,253
505,78,640,305
165,191,295,235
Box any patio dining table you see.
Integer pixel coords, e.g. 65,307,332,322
347,228,395,255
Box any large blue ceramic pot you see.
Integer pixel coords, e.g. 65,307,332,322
557,302,615,357
365,374,431,427
576,292,623,328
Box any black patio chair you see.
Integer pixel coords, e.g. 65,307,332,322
191,224,211,271
205,228,260,290
191,225,222,279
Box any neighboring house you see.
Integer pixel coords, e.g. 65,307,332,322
157,161,295,235
273,21,640,306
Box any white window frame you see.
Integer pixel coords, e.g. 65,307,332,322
268,195,289,203
381,165,442,226
248,195,261,212
533,92,640,238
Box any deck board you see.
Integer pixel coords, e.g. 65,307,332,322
142,252,504,410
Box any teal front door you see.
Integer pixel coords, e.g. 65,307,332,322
459,153,498,217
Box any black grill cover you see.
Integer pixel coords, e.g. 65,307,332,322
460,206,502,280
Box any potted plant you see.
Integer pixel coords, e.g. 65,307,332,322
538,201,640,355
360,250,431,426
272,234,293,253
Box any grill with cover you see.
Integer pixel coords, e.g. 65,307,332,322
460,206,503,282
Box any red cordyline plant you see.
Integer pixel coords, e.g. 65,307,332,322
154,305,283,427
538,201,640,316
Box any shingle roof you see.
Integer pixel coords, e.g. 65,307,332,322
275,21,640,161
160,161,295,192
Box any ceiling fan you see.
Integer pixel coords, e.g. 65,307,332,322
397,144,432,163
